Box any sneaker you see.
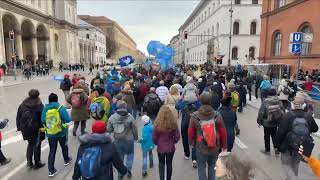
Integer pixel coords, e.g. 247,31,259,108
64,157,72,166
260,150,271,155
192,160,197,169
127,170,132,178
33,162,45,170
48,169,58,178
0,158,11,166
184,156,190,160
142,171,148,178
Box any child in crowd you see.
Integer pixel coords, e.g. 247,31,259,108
0,118,10,166
138,115,154,177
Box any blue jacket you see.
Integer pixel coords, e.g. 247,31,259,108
260,80,271,90
41,102,71,138
138,122,154,152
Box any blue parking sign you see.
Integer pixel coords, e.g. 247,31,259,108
291,43,301,54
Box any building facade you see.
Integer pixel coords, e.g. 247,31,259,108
78,15,141,64
0,0,80,66
169,34,181,64
78,18,107,65
173,0,261,65
259,0,320,73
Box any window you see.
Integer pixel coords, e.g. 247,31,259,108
299,24,313,55
208,8,211,15
272,31,282,56
250,21,257,35
252,0,258,4
276,0,286,8
232,47,238,60
249,47,255,59
216,23,219,36
233,22,240,35
86,34,89,39
235,0,241,4
95,46,98,50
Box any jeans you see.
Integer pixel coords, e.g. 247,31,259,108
73,120,86,135
226,127,235,152
255,87,259,99
281,151,301,180
142,150,153,172
261,89,268,101
238,96,245,112
158,152,174,180
0,141,7,163
263,127,277,151
181,116,196,161
48,137,70,172
196,150,218,180
62,90,70,101
26,137,41,165
114,140,134,172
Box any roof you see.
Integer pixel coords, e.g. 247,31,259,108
77,18,104,33
179,0,207,31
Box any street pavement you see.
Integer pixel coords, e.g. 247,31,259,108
0,75,319,180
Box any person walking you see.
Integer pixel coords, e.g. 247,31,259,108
107,100,138,179
119,85,136,117
188,92,227,180
156,80,169,103
60,74,72,100
0,118,10,166
218,97,237,152
143,87,162,122
66,88,90,136
152,105,180,180
138,115,154,177
278,79,293,110
72,121,127,180
16,89,45,169
257,88,284,155
259,75,272,101
275,94,318,180
41,93,72,177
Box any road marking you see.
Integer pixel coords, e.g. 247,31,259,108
2,134,23,146
2,128,17,136
235,137,248,149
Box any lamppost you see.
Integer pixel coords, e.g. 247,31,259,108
227,0,233,67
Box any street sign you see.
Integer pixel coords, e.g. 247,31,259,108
290,32,303,43
290,43,301,54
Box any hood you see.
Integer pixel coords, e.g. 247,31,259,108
79,133,111,145
45,102,61,109
198,105,215,116
121,90,133,95
112,112,132,123
22,98,43,111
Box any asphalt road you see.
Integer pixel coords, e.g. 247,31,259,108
0,74,319,180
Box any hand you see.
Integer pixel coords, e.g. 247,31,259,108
258,124,261,128
298,145,309,162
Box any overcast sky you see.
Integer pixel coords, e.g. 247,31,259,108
77,1,198,54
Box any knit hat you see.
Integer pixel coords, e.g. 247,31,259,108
116,100,127,112
64,74,70,78
92,121,106,134
28,89,40,99
141,115,150,125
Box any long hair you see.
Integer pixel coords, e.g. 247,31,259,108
154,105,178,132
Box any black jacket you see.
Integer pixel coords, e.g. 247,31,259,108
218,106,237,129
257,96,284,128
73,133,127,180
275,109,319,153
16,98,44,140
60,78,72,91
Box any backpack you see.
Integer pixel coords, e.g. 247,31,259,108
287,115,312,150
196,114,218,148
20,109,39,136
79,146,102,179
90,97,105,120
144,95,161,115
231,91,239,107
113,121,132,140
282,87,290,95
266,103,283,123
71,93,82,108
45,106,63,135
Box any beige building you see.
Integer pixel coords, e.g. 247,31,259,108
0,0,80,66
78,15,142,64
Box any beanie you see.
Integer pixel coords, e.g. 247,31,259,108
92,121,106,134
28,89,40,99
48,93,58,103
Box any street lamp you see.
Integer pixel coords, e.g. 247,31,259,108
227,0,233,67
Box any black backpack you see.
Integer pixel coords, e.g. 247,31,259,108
144,95,161,115
20,109,39,136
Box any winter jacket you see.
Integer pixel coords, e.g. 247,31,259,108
275,109,318,153
308,157,320,178
16,98,45,140
60,78,72,91
278,81,293,101
41,102,71,138
218,106,237,129
260,80,272,90
72,133,127,180
182,83,198,103
152,127,180,153
188,105,227,155
66,89,90,122
257,96,284,128
156,86,169,102
119,90,136,110
107,110,138,141
137,84,149,104
138,122,154,152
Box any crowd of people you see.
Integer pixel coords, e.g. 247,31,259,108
0,63,319,180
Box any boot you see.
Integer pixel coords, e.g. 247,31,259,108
34,162,45,170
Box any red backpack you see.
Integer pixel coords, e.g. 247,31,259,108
196,114,219,148
71,93,82,108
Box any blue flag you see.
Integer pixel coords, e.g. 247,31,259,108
119,56,134,67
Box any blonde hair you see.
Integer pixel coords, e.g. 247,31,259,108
154,105,178,132
170,85,179,96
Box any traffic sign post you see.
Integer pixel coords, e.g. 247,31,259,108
289,32,303,80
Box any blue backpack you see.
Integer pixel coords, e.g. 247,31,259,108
89,97,105,120
79,146,102,179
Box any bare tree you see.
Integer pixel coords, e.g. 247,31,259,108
105,36,118,58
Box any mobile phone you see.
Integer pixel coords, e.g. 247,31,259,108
301,142,314,158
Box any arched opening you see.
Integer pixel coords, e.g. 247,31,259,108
2,13,20,66
21,19,35,64
54,34,59,54
233,21,240,35
250,21,257,35
272,31,282,56
36,24,49,65
298,23,313,55
232,47,238,60
249,46,255,59
235,0,241,4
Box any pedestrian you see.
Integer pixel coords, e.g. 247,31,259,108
218,97,237,152
236,79,247,113
275,94,318,180
0,118,10,166
119,84,136,117
165,85,181,106
88,86,111,123
210,82,222,111
90,73,104,90
41,93,72,177
278,79,293,110
182,76,199,103
138,115,154,177
72,121,127,180
60,74,72,100
188,92,227,180
259,75,272,101
156,80,169,103
245,73,254,101
143,87,162,122
107,100,138,179
304,76,313,92
255,74,263,99
16,89,45,169
257,88,284,155
74,77,90,95
152,105,180,180
66,88,90,136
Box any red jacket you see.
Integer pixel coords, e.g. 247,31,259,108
304,80,313,91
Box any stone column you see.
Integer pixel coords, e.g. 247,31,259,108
15,30,23,60
31,34,38,63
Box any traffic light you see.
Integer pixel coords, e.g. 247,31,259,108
184,31,188,39
9,31,14,40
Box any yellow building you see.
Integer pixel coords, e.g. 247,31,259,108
79,15,141,64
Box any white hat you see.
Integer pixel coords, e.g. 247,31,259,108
141,115,150,124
